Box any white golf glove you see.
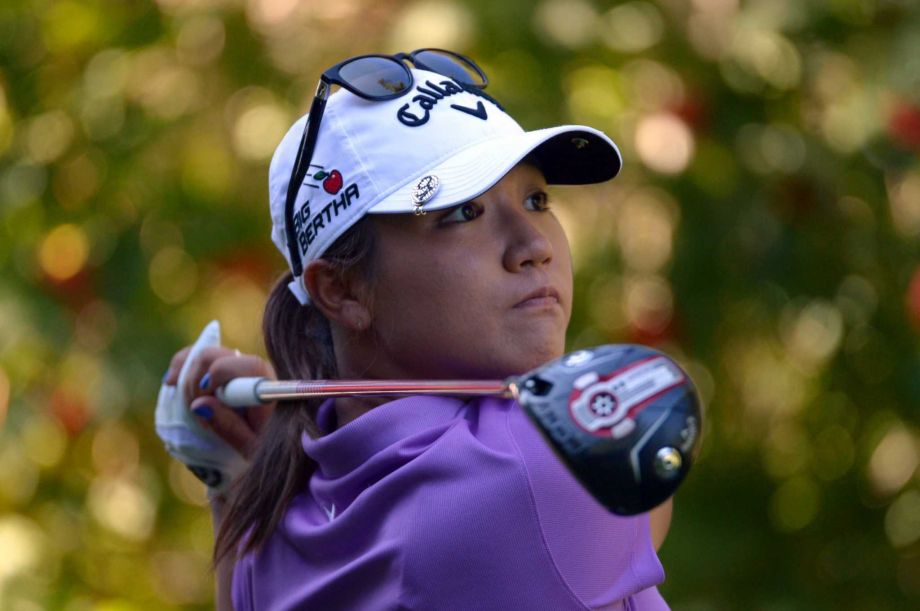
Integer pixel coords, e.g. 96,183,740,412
155,320,248,494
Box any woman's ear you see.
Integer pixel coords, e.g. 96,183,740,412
303,260,371,331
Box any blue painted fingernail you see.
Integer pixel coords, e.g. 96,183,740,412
199,372,210,390
192,404,213,421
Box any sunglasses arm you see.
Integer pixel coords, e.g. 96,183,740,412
284,80,332,277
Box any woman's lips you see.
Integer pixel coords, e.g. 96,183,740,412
514,286,561,309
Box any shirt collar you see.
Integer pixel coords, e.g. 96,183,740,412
302,395,470,478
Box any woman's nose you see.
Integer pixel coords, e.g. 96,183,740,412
502,210,554,272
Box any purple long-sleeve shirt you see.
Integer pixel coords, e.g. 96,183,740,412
232,395,670,610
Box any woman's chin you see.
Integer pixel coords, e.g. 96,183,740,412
494,345,566,378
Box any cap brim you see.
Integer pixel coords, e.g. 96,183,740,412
367,125,622,214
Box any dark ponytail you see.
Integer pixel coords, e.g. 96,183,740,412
214,217,377,563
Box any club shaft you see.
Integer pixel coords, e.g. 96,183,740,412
219,377,515,406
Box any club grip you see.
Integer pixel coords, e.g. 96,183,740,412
217,377,266,407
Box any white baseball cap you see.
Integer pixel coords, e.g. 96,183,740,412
268,68,622,304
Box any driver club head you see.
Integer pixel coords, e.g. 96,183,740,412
515,344,702,516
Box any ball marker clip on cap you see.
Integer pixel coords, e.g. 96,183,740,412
411,175,440,215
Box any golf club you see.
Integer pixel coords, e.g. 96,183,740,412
218,344,702,515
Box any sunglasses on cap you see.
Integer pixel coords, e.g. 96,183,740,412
284,49,489,278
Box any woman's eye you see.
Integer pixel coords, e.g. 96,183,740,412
525,191,551,211
440,202,483,224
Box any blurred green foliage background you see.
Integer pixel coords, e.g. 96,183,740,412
1,0,919,609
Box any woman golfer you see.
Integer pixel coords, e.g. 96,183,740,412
159,49,673,610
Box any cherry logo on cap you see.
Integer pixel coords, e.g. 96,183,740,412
312,169,343,194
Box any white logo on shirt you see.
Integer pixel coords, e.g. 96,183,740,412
324,503,336,522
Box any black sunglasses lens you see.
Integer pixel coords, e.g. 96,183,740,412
413,50,485,87
339,57,411,97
